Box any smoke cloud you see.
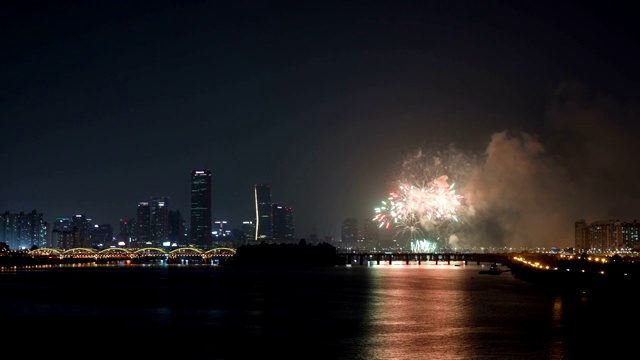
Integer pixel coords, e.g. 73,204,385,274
379,82,639,250
459,82,640,249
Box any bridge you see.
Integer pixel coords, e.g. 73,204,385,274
338,252,512,266
27,247,236,264
19,247,517,267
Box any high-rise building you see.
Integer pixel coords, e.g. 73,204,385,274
0,209,48,250
213,220,233,247
575,219,640,252
241,220,255,245
363,218,379,250
341,218,359,249
190,169,212,248
51,217,73,249
150,196,170,246
92,223,113,248
168,210,187,246
136,202,151,246
254,184,272,241
575,219,588,251
272,203,294,243
56,229,80,250
71,214,92,247
118,218,136,248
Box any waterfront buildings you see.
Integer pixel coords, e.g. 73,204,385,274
575,219,640,252
252,184,296,243
50,215,99,249
0,209,48,250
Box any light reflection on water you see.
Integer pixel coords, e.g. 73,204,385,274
368,266,472,359
0,263,634,359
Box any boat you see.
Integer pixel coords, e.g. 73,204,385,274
478,262,510,275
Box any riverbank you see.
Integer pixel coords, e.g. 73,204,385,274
508,253,640,295
0,254,95,267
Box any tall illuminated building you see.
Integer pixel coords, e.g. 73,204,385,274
190,169,212,248
254,183,272,241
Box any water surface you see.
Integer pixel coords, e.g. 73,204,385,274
0,263,633,359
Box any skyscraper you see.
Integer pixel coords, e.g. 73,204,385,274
254,183,272,241
272,203,294,243
363,218,379,251
341,218,359,249
150,196,170,246
241,220,255,245
190,169,212,248
168,210,187,246
136,202,151,246
118,218,135,248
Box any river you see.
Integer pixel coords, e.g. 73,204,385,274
0,262,634,359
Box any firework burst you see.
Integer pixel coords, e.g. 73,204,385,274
373,146,474,249
373,176,463,230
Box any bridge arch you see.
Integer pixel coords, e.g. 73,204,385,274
169,247,203,254
62,248,98,255
29,247,63,256
205,247,236,254
133,247,169,255
98,248,133,255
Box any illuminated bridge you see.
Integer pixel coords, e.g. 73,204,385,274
28,247,236,265
21,248,516,267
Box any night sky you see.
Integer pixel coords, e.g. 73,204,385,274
2,1,638,249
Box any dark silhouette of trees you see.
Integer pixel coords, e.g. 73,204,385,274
223,240,346,267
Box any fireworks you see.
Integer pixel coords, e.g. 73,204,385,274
410,239,438,253
373,146,473,249
373,175,463,230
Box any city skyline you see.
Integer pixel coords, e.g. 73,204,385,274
2,1,639,249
